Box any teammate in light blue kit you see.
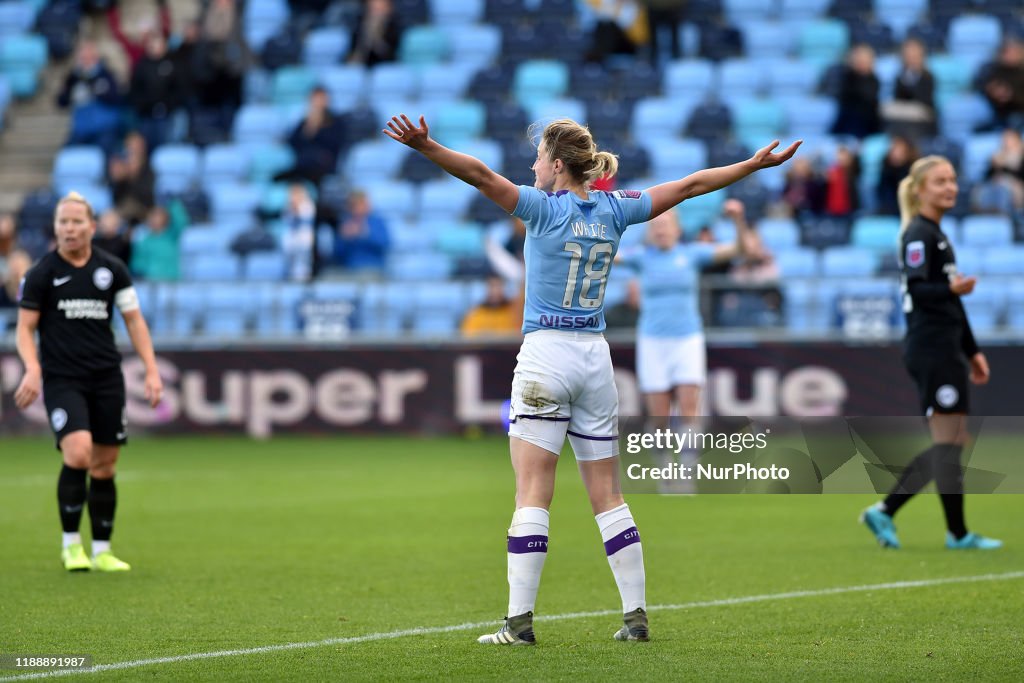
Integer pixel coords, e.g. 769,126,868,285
619,201,759,491
384,113,799,645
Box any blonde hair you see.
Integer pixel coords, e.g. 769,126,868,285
55,191,97,222
530,118,618,187
897,155,951,233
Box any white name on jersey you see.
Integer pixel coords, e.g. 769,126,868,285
57,299,109,320
571,221,608,239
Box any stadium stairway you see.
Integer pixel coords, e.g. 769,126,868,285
0,57,69,215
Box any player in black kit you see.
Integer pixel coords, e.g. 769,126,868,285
14,192,163,571
860,157,1002,550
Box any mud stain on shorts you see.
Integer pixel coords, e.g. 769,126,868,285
521,380,555,408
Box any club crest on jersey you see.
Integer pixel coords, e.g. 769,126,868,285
906,241,925,267
51,408,68,431
936,384,959,408
616,190,642,200
93,267,113,290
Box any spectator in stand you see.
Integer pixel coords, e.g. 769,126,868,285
584,0,649,64
56,40,123,154
0,214,17,280
973,128,1024,214
130,205,184,281
192,0,248,114
109,132,155,224
281,183,316,282
332,190,390,272
347,0,403,67
279,87,346,186
884,38,937,140
831,44,882,140
823,146,861,218
781,156,825,219
0,250,32,309
877,136,920,216
130,32,188,151
461,275,522,337
92,209,132,264
978,38,1024,131
640,0,685,66
106,0,172,74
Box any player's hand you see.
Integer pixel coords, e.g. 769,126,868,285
723,198,745,219
383,114,431,150
969,352,990,385
14,367,41,410
950,274,977,295
751,139,802,169
144,369,163,408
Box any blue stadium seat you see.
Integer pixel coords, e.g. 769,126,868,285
822,246,877,277
210,184,261,225
731,97,785,147
53,146,104,188
360,282,412,333
718,58,768,96
851,216,900,255
0,1,36,38
342,140,410,181
203,284,257,336
723,0,777,25
243,0,289,50
738,22,793,59
1007,279,1024,331
419,179,477,221
256,283,306,335
369,63,419,103
873,0,926,39
960,280,1003,333
677,190,724,233
0,33,47,96
513,60,569,109
432,100,486,144
419,63,477,102
775,247,820,277
961,215,1014,248
953,245,984,276
767,58,824,96
784,281,830,332
644,137,707,183
303,27,350,68
163,283,203,336
937,93,991,139
245,143,295,183
399,25,449,64
389,219,433,253
436,221,485,256
410,281,467,334
320,65,367,113
663,59,715,100
232,105,287,144
429,0,484,25
152,144,201,195
526,97,587,130
386,249,455,281
631,97,700,142
445,24,501,69
798,19,849,67
947,14,1001,69
202,144,251,189
179,224,240,257
271,66,317,106
962,133,1003,183
757,218,801,251
183,253,242,281
982,246,1024,276
366,181,417,222
928,55,974,99
459,139,503,172
781,95,836,137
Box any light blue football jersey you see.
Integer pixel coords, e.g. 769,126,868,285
618,242,717,337
513,186,652,334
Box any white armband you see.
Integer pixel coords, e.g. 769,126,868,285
115,286,140,313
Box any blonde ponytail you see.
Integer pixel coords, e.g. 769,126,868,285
897,155,951,235
585,150,619,184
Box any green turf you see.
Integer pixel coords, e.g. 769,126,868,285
1,436,1022,682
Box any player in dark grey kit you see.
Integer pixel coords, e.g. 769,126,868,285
14,192,163,571
860,157,1002,551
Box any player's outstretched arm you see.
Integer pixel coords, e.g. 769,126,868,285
383,114,519,213
647,139,802,219
13,309,42,409
123,309,163,407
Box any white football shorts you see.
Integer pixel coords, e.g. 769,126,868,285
508,330,620,461
636,332,706,393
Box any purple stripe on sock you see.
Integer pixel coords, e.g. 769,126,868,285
604,526,640,556
507,534,549,554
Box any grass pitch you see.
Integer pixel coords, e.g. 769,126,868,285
1,436,1022,681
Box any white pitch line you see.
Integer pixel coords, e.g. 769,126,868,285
3,570,1022,681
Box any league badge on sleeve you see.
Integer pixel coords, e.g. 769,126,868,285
616,190,642,200
906,240,925,268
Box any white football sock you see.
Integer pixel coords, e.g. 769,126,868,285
506,506,549,617
596,503,646,613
